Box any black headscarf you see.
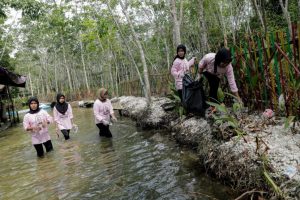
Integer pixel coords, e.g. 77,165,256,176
28,97,40,114
214,48,232,73
173,44,187,61
55,93,68,115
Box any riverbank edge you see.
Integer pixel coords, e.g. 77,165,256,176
111,96,300,200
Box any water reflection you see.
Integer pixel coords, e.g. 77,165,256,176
0,108,235,199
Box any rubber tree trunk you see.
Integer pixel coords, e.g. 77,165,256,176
79,30,91,94
251,0,267,36
119,0,151,103
198,0,209,56
170,0,183,47
106,0,149,101
61,35,73,92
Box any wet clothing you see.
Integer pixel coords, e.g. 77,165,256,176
93,99,114,124
23,110,53,145
53,94,73,140
53,104,73,130
34,140,53,157
60,129,70,140
93,98,114,138
96,123,112,138
23,109,53,157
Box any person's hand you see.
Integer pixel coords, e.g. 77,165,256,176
32,126,41,132
237,97,243,106
195,73,202,81
42,120,48,128
55,128,60,138
112,117,117,122
102,120,109,126
179,71,185,78
193,57,197,63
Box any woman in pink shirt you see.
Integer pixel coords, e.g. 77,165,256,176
171,44,195,101
93,88,117,138
23,97,53,157
198,48,241,106
53,93,75,140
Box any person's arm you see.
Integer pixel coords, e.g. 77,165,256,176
53,108,59,130
109,101,117,121
68,104,76,126
42,111,52,128
226,65,242,102
93,101,105,122
198,55,208,74
187,57,196,68
171,59,184,78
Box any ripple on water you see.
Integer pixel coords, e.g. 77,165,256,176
0,108,235,200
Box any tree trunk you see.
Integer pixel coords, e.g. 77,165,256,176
28,72,33,96
111,44,120,97
279,0,292,39
218,3,228,47
61,35,73,91
251,0,267,36
106,1,149,100
79,30,90,94
119,0,151,102
198,0,209,56
170,0,183,47
54,51,58,92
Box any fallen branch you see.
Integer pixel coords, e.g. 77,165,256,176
234,189,267,200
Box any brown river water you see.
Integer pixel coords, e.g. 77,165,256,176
0,108,236,200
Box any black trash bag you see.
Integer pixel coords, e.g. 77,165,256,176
182,74,207,117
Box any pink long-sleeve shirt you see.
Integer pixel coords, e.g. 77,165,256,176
171,57,195,90
93,99,114,124
23,110,53,145
53,104,73,130
199,53,238,92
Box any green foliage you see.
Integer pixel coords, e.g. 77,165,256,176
261,155,285,198
217,88,225,103
206,98,245,139
284,115,295,129
167,81,184,118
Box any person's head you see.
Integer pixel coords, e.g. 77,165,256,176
56,93,66,104
98,88,108,102
28,97,40,114
176,44,186,59
214,48,232,73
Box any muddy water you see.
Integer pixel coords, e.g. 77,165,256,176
0,108,235,199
